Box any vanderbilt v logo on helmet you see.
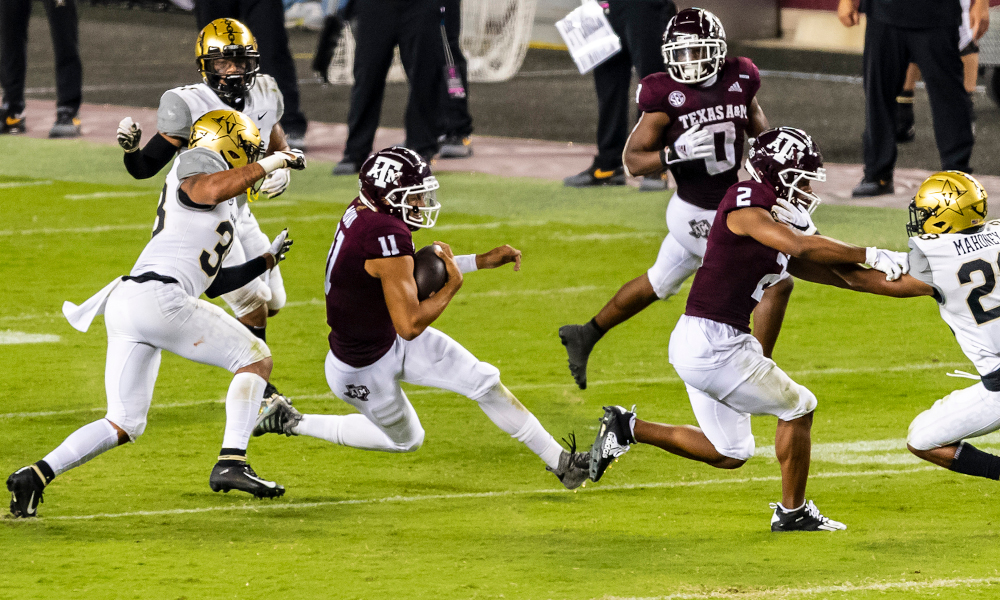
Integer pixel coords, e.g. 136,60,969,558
189,109,264,170
358,147,441,230
907,171,988,236
196,18,260,105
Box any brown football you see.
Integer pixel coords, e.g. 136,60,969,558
413,244,448,301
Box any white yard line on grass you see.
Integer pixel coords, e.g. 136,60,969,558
0,213,340,237
64,191,150,200
605,576,1000,600
43,466,934,521
0,180,52,189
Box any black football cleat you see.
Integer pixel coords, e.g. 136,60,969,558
770,500,846,532
438,135,473,159
209,462,285,499
563,165,626,188
546,433,590,490
558,323,603,390
589,405,636,482
0,106,26,135
253,396,302,437
851,178,894,198
7,466,46,518
48,109,81,138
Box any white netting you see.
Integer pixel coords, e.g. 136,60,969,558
326,0,538,85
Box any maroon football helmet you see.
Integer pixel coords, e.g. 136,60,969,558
746,127,826,212
661,8,727,84
359,146,441,230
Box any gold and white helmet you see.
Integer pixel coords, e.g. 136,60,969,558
907,171,987,236
189,109,263,170
196,18,260,104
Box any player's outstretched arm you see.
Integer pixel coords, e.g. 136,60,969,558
729,207,908,279
475,244,522,271
788,259,933,298
181,150,306,205
368,248,463,340
118,117,185,179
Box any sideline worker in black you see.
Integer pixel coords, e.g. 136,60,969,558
564,0,676,190
838,0,988,197
437,0,473,159
332,0,443,175
194,0,309,148
0,0,83,137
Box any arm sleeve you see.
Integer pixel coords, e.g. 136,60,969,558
455,254,478,273
204,256,269,298
123,133,180,179
156,91,194,140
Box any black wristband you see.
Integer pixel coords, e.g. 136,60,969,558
659,148,669,168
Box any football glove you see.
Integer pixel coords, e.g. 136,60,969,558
865,247,909,281
670,123,715,162
258,149,307,175
261,168,291,198
267,229,293,266
772,198,817,235
117,117,141,153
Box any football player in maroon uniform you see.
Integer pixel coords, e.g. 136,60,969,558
590,128,911,531
252,146,591,489
560,8,792,390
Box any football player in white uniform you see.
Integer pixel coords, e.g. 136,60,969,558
778,171,1000,483
115,18,297,400
6,111,306,518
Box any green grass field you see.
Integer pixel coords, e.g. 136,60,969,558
1,137,998,600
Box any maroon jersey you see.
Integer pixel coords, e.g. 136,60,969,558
325,199,415,367
685,180,786,333
637,56,760,210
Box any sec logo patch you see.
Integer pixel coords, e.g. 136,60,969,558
668,91,686,107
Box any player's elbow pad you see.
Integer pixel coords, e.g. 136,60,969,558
123,134,179,179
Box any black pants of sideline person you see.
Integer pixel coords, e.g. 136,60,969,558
194,0,308,137
438,0,471,139
343,0,443,163
0,0,82,115
592,0,676,171
862,19,973,181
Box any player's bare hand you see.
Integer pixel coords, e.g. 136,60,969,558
477,245,522,271
117,117,142,153
265,229,293,269
971,0,990,40
433,241,464,288
261,168,291,198
865,247,909,281
837,0,860,27
672,123,715,162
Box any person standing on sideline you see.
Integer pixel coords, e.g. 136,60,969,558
564,0,676,190
0,0,83,137
194,0,310,149
838,0,988,197
331,0,444,175
437,0,474,159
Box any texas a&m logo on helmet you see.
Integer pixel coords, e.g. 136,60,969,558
746,127,826,212
358,146,441,230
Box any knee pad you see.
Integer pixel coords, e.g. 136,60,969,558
222,278,271,318
906,409,938,451
648,234,701,300
266,267,286,312
395,427,425,452
106,413,146,441
714,436,755,462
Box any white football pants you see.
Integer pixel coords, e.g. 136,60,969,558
103,280,270,439
221,209,287,317
647,196,712,299
908,382,1000,451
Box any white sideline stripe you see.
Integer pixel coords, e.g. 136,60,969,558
0,213,341,237
0,180,52,189
281,286,607,309
0,331,60,344
64,191,149,200
605,576,1000,600
549,232,661,242
0,361,973,420
44,466,933,521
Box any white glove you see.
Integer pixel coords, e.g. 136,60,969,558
117,117,141,153
865,247,909,281
772,198,817,235
261,168,291,198
671,123,715,162
257,149,306,175
267,229,293,267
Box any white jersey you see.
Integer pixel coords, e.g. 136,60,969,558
909,220,1000,376
130,147,239,298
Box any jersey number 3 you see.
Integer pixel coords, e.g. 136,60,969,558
200,222,235,277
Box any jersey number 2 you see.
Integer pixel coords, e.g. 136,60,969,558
959,256,1000,325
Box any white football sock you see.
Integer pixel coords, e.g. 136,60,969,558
42,419,119,476
221,372,266,450
293,414,417,452
475,383,563,469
